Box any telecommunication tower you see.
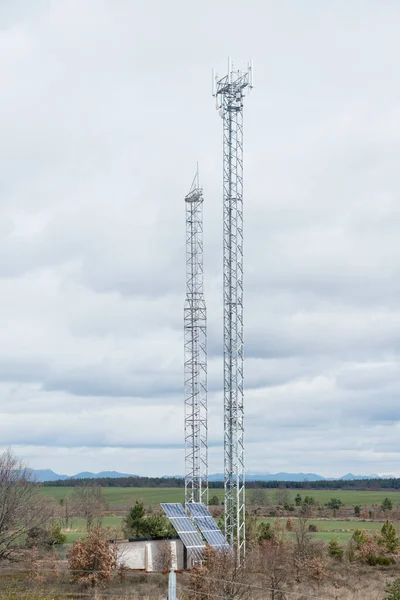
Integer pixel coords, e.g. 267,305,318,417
184,168,208,506
213,59,253,561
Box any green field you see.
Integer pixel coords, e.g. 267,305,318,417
281,489,400,506
40,486,190,506
42,486,400,547
61,516,393,545
264,517,397,543
264,518,387,532
41,486,400,507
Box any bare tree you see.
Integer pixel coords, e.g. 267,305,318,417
257,540,292,600
187,546,252,600
71,485,106,531
274,488,290,506
0,449,52,560
155,540,173,572
59,497,74,530
293,518,313,583
248,488,269,506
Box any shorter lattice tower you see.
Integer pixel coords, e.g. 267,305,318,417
184,168,208,506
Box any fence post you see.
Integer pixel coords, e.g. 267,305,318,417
168,568,177,600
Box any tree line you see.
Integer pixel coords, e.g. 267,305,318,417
42,475,400,490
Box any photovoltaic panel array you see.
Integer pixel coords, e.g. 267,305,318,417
186,503,231,551
161,503,205,561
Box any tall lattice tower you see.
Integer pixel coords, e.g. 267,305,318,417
213,59,253,561
184,168,208,506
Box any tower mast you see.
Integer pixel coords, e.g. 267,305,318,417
184,168,208,506
213,59,253,561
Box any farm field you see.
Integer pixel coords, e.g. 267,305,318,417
61,516,394,544
264,517,393,543
42,487,400,546
41,486,400,507
40,486,189,505
264,518,387,532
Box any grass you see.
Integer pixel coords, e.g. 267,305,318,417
60,516,123,544
41,486,400,507
296,518,385,532
69,516,122,529
280,489,400,506
263,517,395,543
40,486,190,506
59,515,392,546
41,486,400,547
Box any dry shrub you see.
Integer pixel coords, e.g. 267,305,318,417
187,546,251,600
257,539,292,599
67,528,117,588
305,555,329,588
155,540,173,572
26,547,42,582
0,589,55,600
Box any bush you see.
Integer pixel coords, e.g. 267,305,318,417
50,524,67,546
124,501,146,537
208,495,220,506
382,498,393,512
376,556,393,566
286,518,293,531
352,529,368,549
385,578,400,600
381,520,399,553
303,495,317,506
366,555,393,566
124,503,174,538
328,537,344,561
258,522,275,542
26,524,66,549
68,530,117,587
308,524,317,532
249,489,269,506
354,505,361,517
325,498,343,510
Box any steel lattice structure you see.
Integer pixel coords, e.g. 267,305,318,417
213,59,253,562
184,169,208,506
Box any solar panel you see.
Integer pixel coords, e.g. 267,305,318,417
195,516,218,530
186,502,210,517
161,503,187,519
161,503,205,562
169,517,194,533
186,503,231,550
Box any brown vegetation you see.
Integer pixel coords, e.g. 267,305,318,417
0,449,54,560
67,528,117,588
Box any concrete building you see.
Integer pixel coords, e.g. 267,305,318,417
113,537,191,572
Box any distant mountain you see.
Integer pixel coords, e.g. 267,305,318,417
31,469,69,482
70,471,137,479
33,469,391,484
209,472,326,482
338,473,378,481
32,470,137,482
209,472,390,482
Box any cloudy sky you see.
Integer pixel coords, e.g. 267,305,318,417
1,0,400,477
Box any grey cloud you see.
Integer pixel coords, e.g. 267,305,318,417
1,0,400,475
